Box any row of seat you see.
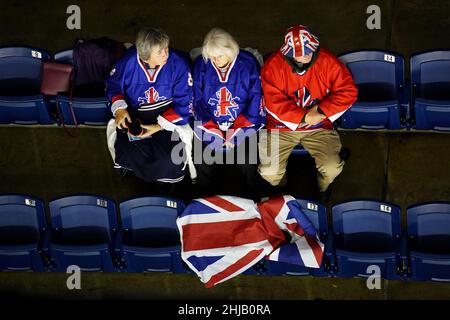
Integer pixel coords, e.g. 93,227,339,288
0,46,108,126
0,194,448,282
339,50,450,131
1,46,450,131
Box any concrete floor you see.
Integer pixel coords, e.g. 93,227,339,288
0,0,450,300
1,0,448,59
0,127,449,299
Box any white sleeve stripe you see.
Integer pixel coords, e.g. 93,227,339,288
328,106,351,122
157,115,177,132
265,108,300,131
111,100,128,117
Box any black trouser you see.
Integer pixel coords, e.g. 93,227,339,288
193,136,271,199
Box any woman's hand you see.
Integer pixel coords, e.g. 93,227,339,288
115,109,131,129
139,124,163,138
223,140,235,149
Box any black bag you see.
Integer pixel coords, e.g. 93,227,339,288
73,37,126,96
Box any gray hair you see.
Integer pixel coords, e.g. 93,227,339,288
202,28,239,62
135,27,170,61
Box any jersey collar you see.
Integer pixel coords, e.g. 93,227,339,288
137,52,164,83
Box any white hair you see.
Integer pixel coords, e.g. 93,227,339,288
202,28,239,62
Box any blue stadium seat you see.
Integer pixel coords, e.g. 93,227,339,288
291,145,309,156
411,51,450,131
338,50,407,129
54,49,111,125
56,95,111,125
331,200,403,279
48,195,118,272
266,199,332,276
0,47,53,124
403,202,450,282
0,195,49,271
117,197,187,273
54,49,73,65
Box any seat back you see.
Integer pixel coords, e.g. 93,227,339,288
407,202,450,254
49,195,117,245
120,197,184,247
411,51,450,100
411,51,450,131
0,47,51,96
54,49,74,65
339,50,403,102
332,200,401,252
48,195,117,272
119,197,185,272
406,202,450,281
0,47,53,124
338,50,404,129
0,195,47,271
331,200,402,279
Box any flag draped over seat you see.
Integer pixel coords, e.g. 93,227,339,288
176,194,324,288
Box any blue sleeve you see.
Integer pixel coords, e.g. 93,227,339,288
244,57,264,126
193,57,212,123
106,57,127,103
167,56,193,125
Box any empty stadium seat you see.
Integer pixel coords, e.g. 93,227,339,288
48,195,118,272
117,197,187,273
54,49,74,65
338,50,407,129
331,200,403,279
403,202,450,281
56,95,111,125
0,195,49,271
54,49,111,125
0,47,53,124
266,199,332,276
411,51,450,131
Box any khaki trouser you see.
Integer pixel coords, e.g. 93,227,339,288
258,129,344,192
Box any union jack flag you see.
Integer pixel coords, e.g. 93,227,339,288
208,87,240,121
280,25,320,58
177,195,324,288
138,87,166,105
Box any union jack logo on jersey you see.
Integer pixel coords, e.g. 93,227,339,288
280,25,320,58
138,87,166,105
208,87,240,121
294,87,319,110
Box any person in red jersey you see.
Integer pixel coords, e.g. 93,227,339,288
259,25,358,198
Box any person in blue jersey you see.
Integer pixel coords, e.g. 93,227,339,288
192,28,265,197
106,27,194,184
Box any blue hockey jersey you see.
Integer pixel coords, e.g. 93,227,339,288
193,50,264,147
106,46,193,125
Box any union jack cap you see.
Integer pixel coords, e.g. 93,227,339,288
280,25,320,58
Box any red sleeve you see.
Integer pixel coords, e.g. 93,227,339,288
261,57,307,131
317,56,358,122
162,107,183,123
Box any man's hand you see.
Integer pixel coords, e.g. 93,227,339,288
115,109,132,129
139,124,162,138
304,105,326,128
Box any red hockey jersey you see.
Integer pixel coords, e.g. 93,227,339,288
261,48,358,131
